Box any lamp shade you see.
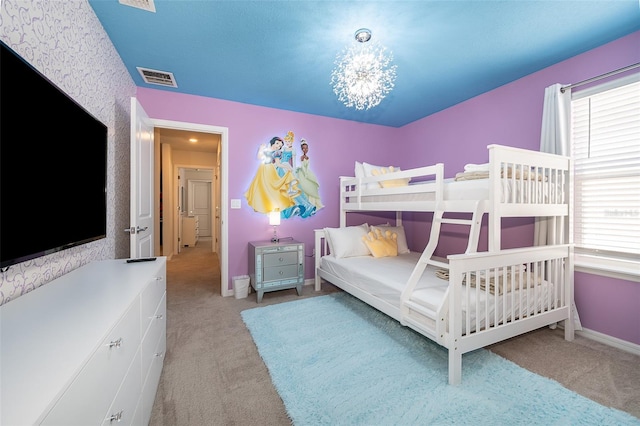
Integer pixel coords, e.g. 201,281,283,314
269,211,281,226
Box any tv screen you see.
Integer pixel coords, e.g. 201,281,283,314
1,40,107,269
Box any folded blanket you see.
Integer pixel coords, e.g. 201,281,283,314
435,269,449,280
464,163,490,172
435,266,538,295
454,171,489,181
454,167,546,182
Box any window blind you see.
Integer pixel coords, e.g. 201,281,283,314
571,77,640,258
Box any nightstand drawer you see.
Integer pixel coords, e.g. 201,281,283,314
263,251,298,267
263,264,299,282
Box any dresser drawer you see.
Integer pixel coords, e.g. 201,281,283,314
100,350,142,426
263,251,298,267
141,273,166,334
141,292,166,380
42,302,141,426
142,330,166,425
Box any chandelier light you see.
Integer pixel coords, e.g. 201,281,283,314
331,28,397,110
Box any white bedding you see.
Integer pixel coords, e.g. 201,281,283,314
320,252,556,333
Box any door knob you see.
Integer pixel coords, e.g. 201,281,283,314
124,226,149,234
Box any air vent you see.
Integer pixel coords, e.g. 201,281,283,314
119,0,156,12
137,67,178,88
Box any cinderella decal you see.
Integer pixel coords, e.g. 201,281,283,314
245,131,323,219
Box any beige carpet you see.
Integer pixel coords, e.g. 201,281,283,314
150,241,640,425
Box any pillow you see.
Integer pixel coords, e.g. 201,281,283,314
370,224,410,254
323,224,370,258
370,166,411,188
362,161,387,178
360,162,387,189
362,228,398,258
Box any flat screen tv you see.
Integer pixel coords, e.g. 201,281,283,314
1,40,107,270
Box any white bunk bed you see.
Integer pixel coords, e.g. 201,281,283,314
314,144,574,385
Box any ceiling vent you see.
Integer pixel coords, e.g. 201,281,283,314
119,0,156,12
137,67,178,88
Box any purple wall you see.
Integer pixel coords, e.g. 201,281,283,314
575,272,640,345
137,30,639,345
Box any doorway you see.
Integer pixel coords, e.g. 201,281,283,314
178,169,213,252
152,120,229,297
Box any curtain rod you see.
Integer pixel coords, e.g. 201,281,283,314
560,62,640,93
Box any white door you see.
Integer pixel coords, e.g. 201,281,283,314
188,180,212,237
129,98,154,258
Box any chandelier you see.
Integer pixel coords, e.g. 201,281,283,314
330,28,397,110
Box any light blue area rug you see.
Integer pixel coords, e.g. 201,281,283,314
241,293,639,426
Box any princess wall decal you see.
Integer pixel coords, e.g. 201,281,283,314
245,131,323,219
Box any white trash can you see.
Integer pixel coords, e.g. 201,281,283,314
233,275,250,299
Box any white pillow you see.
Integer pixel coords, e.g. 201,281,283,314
362,161,385,178
370,224,410,254
355,161,379,190
362,162,384,189
323,224,370,258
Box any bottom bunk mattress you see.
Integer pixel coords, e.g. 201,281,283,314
320,252,558,333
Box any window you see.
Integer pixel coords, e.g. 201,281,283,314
571,73,640,281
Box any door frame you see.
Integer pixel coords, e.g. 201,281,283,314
152,119,229,297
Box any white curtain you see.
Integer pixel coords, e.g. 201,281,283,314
535,83,571,246
537,83,581,331
539,83,570,156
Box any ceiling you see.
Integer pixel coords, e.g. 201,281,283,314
156,128,219,153
89,1,640,128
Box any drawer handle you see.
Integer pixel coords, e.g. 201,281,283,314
108,409,124,422
279,257,284,262
108,338,123,349
279,271,284,275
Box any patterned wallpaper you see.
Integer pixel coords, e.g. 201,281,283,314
0,0,136,305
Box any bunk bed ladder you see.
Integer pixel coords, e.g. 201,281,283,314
400,200,486,335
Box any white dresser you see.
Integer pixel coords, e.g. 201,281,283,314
0,258,167,426
182,215,199,247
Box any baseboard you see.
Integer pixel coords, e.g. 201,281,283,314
576,328,640,356
304,278,316,287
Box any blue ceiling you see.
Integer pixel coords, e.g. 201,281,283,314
88,1,640,127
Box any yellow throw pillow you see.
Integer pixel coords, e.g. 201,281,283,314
371,166,410,188
362,228,398,258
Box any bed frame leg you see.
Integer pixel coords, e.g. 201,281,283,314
564,303,576,341
448,349,462,385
